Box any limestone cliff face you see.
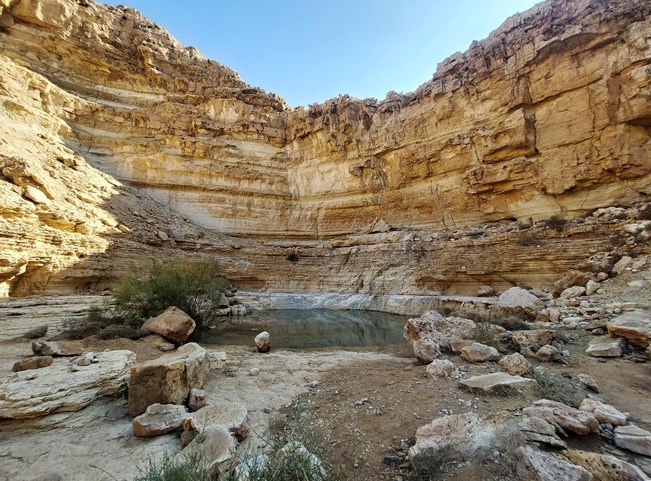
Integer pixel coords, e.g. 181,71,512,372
0,0,649,296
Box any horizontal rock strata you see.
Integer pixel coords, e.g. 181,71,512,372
0,0,650,296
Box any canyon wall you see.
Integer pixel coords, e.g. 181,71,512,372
0,0,649,296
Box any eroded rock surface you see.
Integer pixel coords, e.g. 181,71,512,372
0,350,135,419
0,0,650,296
128,343,210,416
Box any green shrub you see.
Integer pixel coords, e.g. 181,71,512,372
97,324,138,340
23,325,48,339
60,317,101,340
224,405,339,481
545,215,567,231
133,452,211,481
286,253,300,263
83,260,230,338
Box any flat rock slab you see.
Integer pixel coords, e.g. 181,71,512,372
0,350,135,420
132,403,189,437
564,450,649,481
459,372,537,394
614,424,651,457
184,402,248,433
608,310,651,348
516,446,592,481
409,412,494,460
586,337,625,357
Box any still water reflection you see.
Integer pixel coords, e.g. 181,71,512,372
196,309,410,351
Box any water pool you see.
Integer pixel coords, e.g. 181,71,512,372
196,309,411,352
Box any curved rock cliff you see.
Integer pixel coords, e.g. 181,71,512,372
0,0,649,296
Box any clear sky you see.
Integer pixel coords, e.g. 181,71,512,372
102,0,541,107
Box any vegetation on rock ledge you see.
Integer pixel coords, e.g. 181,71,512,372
64,260,230,339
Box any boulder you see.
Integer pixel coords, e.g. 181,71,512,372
497,287,544,316
612,256,632,274
450,339,474,353
403,311,444,341
460,342,500,363
579,399,627,426
523,399,599,437
515,446,593,481
564,450,650,481
585,280,601,296
476,285,495,297
254,331,271,353
586,337,625,357
404,313,476,347
0,350,135,419
409,413,494,460
511,329,557,354
128,343,210,416
132,403,188,437
279,442,327,478
535,345,562,362
31,340,83,357
187,388,206,412
499,352,533,376
576,374,599,393
553,270,591,296
183,402,248,436
12,356,53,372
413,337,440,364
519,416,567,448
607,310,651,348
459,372,537,394
143,306,196,344
425,359,458,379
561,286,587,299
176,425,237,476
614,424,651,457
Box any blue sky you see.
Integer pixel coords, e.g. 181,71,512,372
103,0,541,106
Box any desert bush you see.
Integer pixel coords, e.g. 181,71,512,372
224,405,339,481
286,252,300,263
132,452,211,481
545,215,567,231
23,325,48,339
60,317,101,340
516,232,540,246
97,324,138,340
532,366,585,408
82,260,230,337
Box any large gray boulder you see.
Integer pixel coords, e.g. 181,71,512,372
128,343,210,416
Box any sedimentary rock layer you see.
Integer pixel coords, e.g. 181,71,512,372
0,0,649,296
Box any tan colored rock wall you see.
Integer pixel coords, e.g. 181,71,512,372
0,0,649,296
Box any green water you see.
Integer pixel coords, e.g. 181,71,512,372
196,309,411,352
